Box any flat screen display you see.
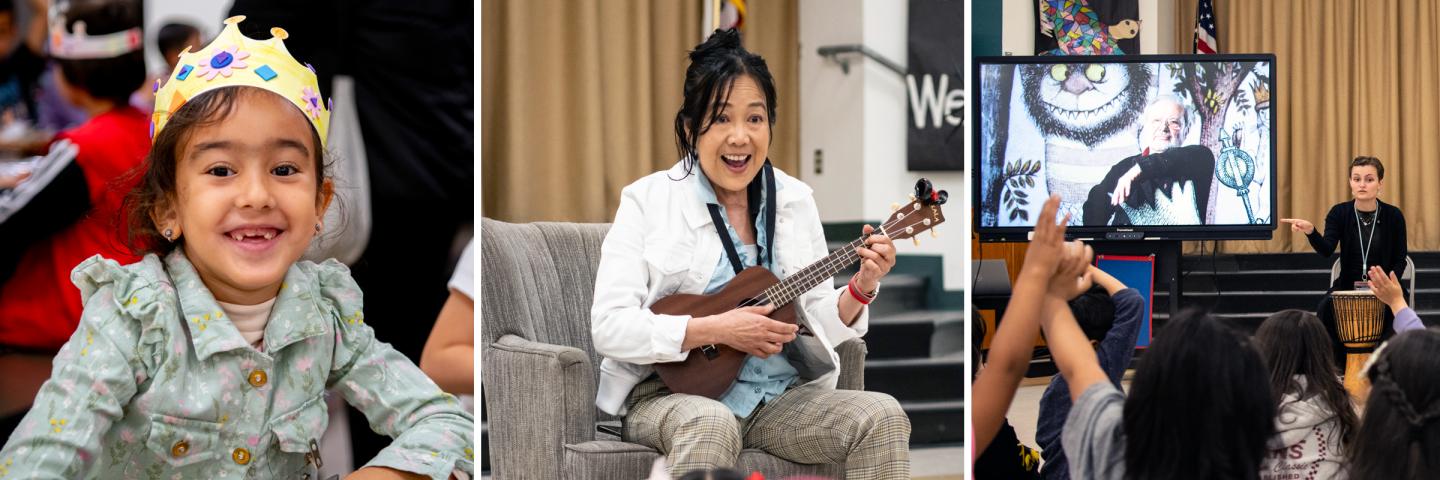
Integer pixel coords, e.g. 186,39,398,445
973,54,1277,241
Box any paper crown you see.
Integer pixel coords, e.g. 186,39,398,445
47,0,143,60
153,16,330,147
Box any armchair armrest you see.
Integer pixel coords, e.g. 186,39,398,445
481,334,598,479
835,337,867,391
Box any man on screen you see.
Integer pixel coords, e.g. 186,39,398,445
1083,96,1216,226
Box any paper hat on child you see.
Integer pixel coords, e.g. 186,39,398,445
152,16,331,147
47,0,143,60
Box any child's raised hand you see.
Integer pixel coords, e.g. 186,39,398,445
1047,241,1094,300
1021,195,1071,279
1367,265,1407,311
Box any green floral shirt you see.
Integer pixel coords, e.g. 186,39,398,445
0,250,474,479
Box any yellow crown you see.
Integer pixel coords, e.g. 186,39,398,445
153,15,330,148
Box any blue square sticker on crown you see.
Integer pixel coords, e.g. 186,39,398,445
255,65,278,81
176,65,193,81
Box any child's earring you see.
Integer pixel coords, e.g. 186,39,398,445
162,228,174,242
315,222,322,234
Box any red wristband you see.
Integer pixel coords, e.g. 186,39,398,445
848,279,876,305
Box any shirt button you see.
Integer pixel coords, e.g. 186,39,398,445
232,447,251,465
753,367,761,374
170,440,189,457
753,387,761,394
248,369,268,388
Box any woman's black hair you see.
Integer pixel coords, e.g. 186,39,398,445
1122,309,1274,480
1253,309,1357,450
672,28,777,175
1351,329,1440,478
54,0,147,104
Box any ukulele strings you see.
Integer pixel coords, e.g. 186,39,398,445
736,213,913,309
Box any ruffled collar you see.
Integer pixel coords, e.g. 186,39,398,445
160,249,330,359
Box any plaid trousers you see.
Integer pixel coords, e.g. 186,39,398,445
622,375,911,479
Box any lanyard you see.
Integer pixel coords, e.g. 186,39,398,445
706,161,776,274
1355,202,1378,280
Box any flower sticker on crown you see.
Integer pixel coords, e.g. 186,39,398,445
195,45,251,80
300,87,323,119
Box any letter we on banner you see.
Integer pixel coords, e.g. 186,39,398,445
906,0,963,171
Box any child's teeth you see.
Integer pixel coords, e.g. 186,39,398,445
263,232,274,240
231,233,244,241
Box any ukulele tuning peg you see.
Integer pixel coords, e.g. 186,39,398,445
931,228,938,238
891,203,901,212
909,194,917,202
913,237,920,246
914,178,934,202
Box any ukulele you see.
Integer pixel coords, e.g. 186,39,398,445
650,179,948,399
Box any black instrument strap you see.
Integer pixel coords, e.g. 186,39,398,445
706,203,745,275
705,161,777,275
763,161,776,272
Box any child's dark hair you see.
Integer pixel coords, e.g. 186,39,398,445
1122,309,1274,480
1253,309,1357,450
54,0,147,104
156,22,200,58
676,468,746,480
1069,285,1116,342
122,86,328,256
1351,329,1440,478
673,28,777,175
971,307,986,379
1351,155,1384,180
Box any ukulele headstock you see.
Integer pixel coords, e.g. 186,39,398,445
883,179,947,242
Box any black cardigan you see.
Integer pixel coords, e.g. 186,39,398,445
1306,200,1408,291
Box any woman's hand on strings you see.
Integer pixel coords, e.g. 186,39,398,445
695,305,796,358
853,224,896,293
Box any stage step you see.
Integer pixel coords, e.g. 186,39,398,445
900,400,966,444
865,310,966,359
864,357,965,403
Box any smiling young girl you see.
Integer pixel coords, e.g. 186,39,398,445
0,16,472,479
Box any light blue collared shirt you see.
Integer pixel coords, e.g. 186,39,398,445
693,167,798,418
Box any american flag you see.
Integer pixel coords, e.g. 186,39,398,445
1194,0,1218,54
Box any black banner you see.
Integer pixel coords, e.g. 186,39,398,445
906,0,963,171
1035,0,1140,56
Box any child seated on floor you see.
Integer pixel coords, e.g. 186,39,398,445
1034,265,1144,479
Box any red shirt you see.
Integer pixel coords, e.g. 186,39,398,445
0,107,150,350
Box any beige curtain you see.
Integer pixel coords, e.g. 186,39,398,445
1173,0,1440,253
482,0,799,223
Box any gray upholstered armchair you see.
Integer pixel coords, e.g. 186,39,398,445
481,218,868,479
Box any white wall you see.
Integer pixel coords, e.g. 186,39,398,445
799,0,866,223
799,0,965,291
1000,0,1034,55
144,1,229,76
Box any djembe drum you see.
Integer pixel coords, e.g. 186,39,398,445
1332,290,1385,398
